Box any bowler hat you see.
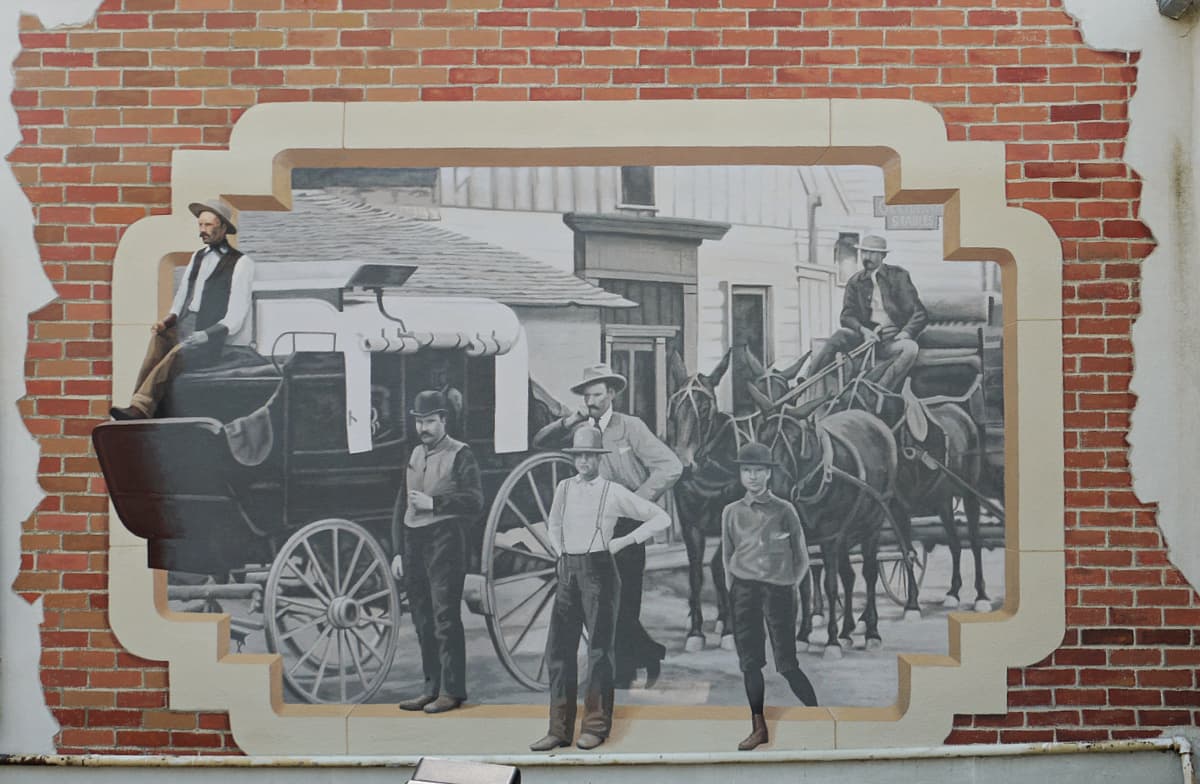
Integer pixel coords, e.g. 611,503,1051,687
188,197,238,234
410,390,449,417
570,363,627,396
734,442,777,466
563,426,610,454
854,234,888,254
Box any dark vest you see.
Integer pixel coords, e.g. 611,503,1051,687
182,246,243,343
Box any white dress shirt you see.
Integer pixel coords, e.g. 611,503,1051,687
547,475,671,556
169,246,255,346
869,269,893,329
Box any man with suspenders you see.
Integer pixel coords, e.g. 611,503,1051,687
529,426,671,752
110,198,256,420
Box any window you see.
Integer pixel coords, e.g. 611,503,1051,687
620,165,655,207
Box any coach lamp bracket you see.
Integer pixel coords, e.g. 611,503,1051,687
409,757,521,784
1158,0,1197,19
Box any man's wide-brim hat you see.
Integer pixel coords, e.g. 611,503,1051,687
563,426,610,454
570,363,627,395
854,234,888,254
410,390,449,417
188,198,238,234
734,442,777,467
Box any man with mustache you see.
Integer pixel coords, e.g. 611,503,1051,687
397,389,484,715
110,198,257,420
533,364,682,689
808,234,928,391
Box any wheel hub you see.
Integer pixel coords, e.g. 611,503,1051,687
327,596,360,628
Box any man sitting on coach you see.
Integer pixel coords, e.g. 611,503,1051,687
808,234,928,392
110,197,256,420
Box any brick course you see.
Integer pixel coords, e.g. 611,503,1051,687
9,0,1177,755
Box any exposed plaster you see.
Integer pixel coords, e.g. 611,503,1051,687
1061,0,1200,593
0,0,103,755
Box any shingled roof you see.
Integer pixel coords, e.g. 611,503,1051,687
239,190,634,309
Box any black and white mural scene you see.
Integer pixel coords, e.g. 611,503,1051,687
94,163,1005,752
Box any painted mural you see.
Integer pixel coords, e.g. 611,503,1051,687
93,163,1005,752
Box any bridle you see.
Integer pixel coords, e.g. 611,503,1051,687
667,376,719,455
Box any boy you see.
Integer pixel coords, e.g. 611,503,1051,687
529,426,671,752
721,442,819,751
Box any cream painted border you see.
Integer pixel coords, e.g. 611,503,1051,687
106,100,1065,755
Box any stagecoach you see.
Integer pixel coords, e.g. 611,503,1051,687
94,264,584,703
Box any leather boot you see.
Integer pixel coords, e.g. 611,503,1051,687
737,714,768,751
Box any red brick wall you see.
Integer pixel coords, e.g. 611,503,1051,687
10,0,1177,755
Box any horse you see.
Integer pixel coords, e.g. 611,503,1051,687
664,348,765,652
749,386,920,658
824,366,992,612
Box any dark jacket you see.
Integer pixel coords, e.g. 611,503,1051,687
840,263,928,339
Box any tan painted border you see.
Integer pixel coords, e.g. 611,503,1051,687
107,99,1064,755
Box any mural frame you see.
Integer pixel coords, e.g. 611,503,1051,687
106,99,1064,756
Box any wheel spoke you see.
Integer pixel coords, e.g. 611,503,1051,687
357,587,393,604
492,540,556,566
284,557,331,603
356,613,393,631
344,558,382,599
276,595,326,617
278,613,327,643
505,499,555,556
340,538,365,596
337,630,347,703
509,583,556,653
332,528,341,598
301,539,337,602
494,567,556,586
498,578,554,625
536,651,547,682
550,461,558,492
288,624,333,676
311,627,337,696
494,543,557,566
526,471,550,522
344,627,371,691
347,625,388,667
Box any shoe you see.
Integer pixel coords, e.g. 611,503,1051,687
110,406,148,421
529,734,571,752
576,732,605,750
423,695,463,714
737,714,768,751
643,658,662,689
398,694,436,711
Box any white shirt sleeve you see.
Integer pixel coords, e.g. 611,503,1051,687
546,480,567,557
218,254,255,335
608,481,671,544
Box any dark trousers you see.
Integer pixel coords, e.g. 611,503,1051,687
402,520,467,700
810,327,919,391
730,577,801,675
546,552,619,739
612,517,667,682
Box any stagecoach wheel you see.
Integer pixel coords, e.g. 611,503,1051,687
880,541,928,607
482,452,575,692
264,518,400,704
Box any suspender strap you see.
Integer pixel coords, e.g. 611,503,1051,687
560,479,613,555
